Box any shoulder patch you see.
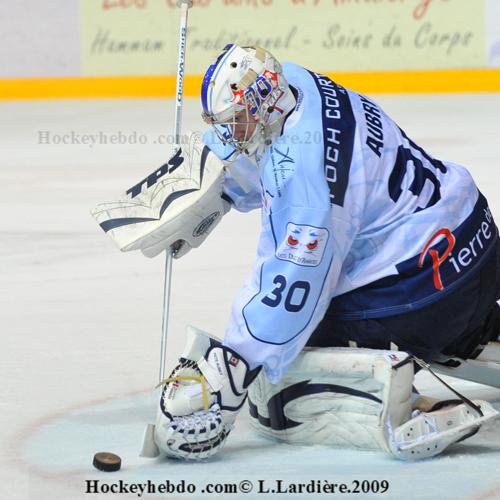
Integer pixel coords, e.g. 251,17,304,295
276,222,329,267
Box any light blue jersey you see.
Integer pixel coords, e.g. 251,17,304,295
205,63,498,383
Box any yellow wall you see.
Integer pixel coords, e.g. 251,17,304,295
2,69,500,100
2,0,500,99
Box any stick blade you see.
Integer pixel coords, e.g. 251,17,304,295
140,423,161,458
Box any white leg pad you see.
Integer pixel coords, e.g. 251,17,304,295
248,347,414,454
248,347,500,459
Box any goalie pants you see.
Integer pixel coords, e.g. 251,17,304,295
307,239,500,362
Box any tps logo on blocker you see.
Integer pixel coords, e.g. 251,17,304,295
276,223,328,267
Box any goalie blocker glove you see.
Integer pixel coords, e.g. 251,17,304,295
154,326,260,460
91,131,230,259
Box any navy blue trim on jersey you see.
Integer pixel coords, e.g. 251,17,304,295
329,193,499,319
221,149,236,161
307,71,355,207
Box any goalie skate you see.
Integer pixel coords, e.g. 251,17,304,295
389,399,500,459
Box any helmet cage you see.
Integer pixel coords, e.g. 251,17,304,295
203,66,285,155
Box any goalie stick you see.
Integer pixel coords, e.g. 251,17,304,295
140,0,193,459
161,0,192,383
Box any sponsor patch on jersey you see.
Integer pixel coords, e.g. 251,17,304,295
276,223,329,267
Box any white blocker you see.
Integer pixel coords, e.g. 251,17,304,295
91,131,229,260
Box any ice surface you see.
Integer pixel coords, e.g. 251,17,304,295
1,95,500,499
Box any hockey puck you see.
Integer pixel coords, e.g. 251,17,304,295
92,452,121,472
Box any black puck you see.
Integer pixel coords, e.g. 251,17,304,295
93,452,121,472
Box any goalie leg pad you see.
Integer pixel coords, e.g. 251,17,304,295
248,348,414,453
248,347,500,459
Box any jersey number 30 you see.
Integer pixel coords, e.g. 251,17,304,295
262,275,311,312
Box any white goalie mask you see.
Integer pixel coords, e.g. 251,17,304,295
201,44,296,159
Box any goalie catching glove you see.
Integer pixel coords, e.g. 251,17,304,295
154,326,260,460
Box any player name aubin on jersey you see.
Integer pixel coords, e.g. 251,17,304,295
360,95,384,157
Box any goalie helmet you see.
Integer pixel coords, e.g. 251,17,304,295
201,44,296,159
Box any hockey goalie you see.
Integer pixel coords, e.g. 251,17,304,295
93,45,500,461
